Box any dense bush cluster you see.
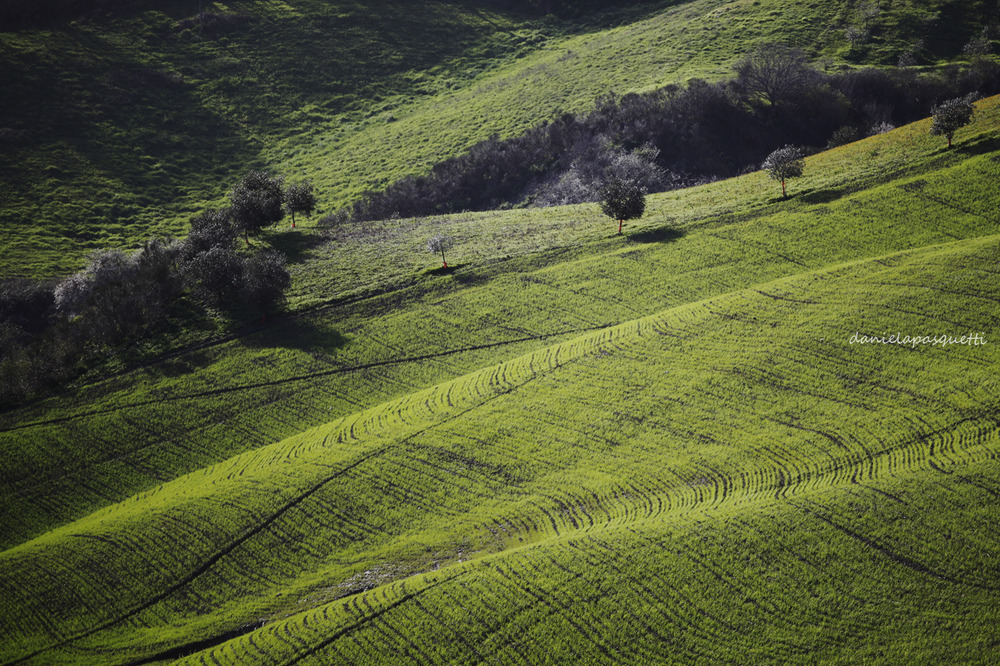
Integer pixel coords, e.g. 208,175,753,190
0,172,301,406
348,54,1000,222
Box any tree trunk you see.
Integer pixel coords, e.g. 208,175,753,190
291,211,296,228
781,179,787,198
618,219,623,235
441,248,447,268
947,133,953,148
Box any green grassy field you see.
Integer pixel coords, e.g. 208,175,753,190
2,0,995,278
1,92,999,663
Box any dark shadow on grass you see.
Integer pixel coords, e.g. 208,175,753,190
957,135,1000,157
797,188,850,205
265,229,328,264
239,316,348,353
423,263,467,276
626,226,685,244
153,351,212,378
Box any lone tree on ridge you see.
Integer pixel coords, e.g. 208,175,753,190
762,145,805,198
930,94,977,148
598,177,646,235
427,234,454,268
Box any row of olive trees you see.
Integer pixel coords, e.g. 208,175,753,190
0,170,314,405
556,88,980,241
758,92,978,200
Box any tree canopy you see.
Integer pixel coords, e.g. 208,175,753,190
931,94,977,147
733,44,816,107
762,145,805,198
230,170,285,241
598,177,646,235
427,235,454,268
284,181,317,227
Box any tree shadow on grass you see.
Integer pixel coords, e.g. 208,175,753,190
265,229,328,264
957,135,1000,157
797,188,850,205
240,316,348,353
626,226,685,244
422,263,468,276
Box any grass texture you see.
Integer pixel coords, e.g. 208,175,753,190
0,97,998,663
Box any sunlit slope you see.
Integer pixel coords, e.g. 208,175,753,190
1,234,998,664
1,98,998,550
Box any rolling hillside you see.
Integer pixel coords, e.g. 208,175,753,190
1,95,998,663
2,0,997,277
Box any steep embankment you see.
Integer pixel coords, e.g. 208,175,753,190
0,98,998,663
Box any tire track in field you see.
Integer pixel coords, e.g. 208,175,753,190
0,324,611,435
5,344,578,665
131,414,1000,664
3,448,387,666
792,497,1000,592
283,574,469,666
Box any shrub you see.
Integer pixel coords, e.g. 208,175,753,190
827,126,861,148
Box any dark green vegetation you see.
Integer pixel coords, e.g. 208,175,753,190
344,53,1000,221
1,93,999,662
931,93,979,146
0,169,302,406
3,0,1000,277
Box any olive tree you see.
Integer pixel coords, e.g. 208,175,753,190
930,94,977,148
762,145,805,198
427,234,454,268
53,242,182,344
181,209,237,260
284,180,317,227
598,177,646,235
230,170,285,242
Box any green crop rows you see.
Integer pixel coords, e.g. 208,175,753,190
2,234,999,663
